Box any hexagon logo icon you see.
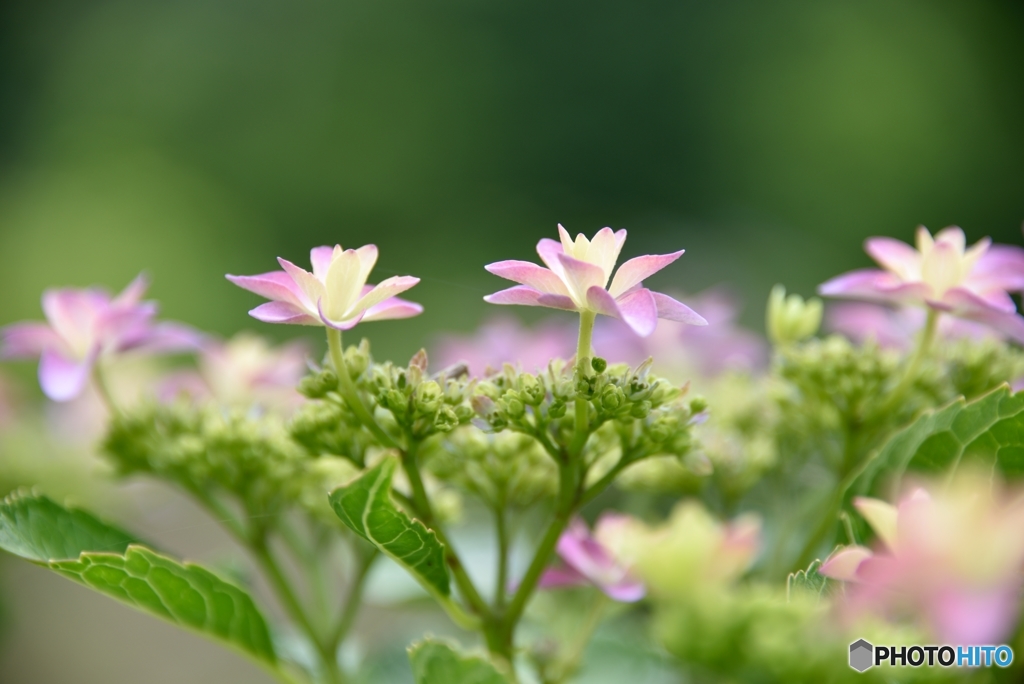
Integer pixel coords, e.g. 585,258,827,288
849,639,874,672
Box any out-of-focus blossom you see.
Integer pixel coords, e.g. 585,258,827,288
432,316,575,376
227,244,422,330
819,226,1024,342
161,333,309,411
594,288,767,379
0,275,201,401
484,225,706,336
766,285,822,345
538,514,646,602
826,302,999,350
612,502,760,600
820,476,1024,644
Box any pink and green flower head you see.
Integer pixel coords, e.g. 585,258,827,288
537,514,645,602
0,275,202,401
819,226,1024,341
484,225,706,336
227,244,422,330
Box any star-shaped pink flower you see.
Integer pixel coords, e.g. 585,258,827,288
537,514,645,602
484,225,706,337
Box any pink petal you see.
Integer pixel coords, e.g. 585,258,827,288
112,273,150,307
42,289,104,347
970,245,1024,292
558,253,607,301
538,565,590,589
226,271,308,309
277,257,324,308
310,246,337,279
317,298,366,331
585,286,622,318
485,286,576,312
352,276,420,315
601,577,646,602
818,269,932,305
39,347,95,402
0,323,62,359
934,292,1024,343
650,291,707,325
819,546,873,582
536,237,566,275
608,251,684,298
127,322,206,353
536,293,577,310
864,237,920,280
615,288,659,337
362,297,424,322
485,260,570,296
249,301,320,325
932,584,1021,645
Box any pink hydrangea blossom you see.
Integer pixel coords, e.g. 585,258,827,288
826,302,1001,350
432,316,575,376
0,275,201,401
819,226,1024,341
484,225,706,337
161,332,309,410
227,244,422,330
820,478,1024,644
537,514,645,602
594,288,767,378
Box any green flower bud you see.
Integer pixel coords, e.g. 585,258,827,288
297,369,338,398
453,405,475,423
630,400,652,419
599,385,625,411
519,374,545,405
591,357,608,373
766,284,823,345
434,406,460,432
383,389,408,415
502,395,526,419
548,401,567,419
344,340,370,377
415,380,443,414
689,396,708,414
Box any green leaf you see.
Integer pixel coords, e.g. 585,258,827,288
0,492,277,668
408,638,509,684
329,456,450,598
855,385,1024,497
786,559,835,603
0,490,140,561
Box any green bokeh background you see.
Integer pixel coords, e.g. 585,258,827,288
2,0,1023,364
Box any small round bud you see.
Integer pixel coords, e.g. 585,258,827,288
591,357,608,373
630,400,652,419
548,401,567,419
415,381,443,414
766,284,823,345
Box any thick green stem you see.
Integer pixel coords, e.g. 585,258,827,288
326,328,398,449
495,504,510,612
569,311,597,456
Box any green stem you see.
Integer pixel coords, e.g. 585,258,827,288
495,504,510,612
569,311,597,457
92,365,121,417
877,309,939,416
579,451,638,507
326,328,398,449
328,546,379,650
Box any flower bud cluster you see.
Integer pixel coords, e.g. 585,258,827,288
367,349,475,438
104,402,331,525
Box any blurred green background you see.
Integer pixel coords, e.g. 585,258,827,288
1,1,1024,681
2,0,1023,363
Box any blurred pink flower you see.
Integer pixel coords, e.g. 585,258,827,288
538,514,645,602
819,226,1024,342
821,479,1024,644
432,316,575,376
826,302,999,350
161,332,309,410
484,225,706,337
593,287,767,377
227,244,422,330
0,275,201,401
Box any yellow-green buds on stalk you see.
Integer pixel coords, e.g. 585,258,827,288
766,285,822,345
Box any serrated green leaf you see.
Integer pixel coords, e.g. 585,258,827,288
329,456,450,598
786,559,834,603
408,638,509,684
855,385,1024,497
0,490,140,561
0,493,276,668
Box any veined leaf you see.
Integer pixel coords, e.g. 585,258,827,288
0,492,276,667
408,638,509,684
329,456,450,598
786,559,834,604
854,385,1024,498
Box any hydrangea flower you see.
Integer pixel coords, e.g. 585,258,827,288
819,226,1024,341
826,302,997,350
161,332,309,410
820,477,1024,644
227,244,422,330
432,316,575,376
538,514,645,602
0,275,201,401
484,225,706,336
